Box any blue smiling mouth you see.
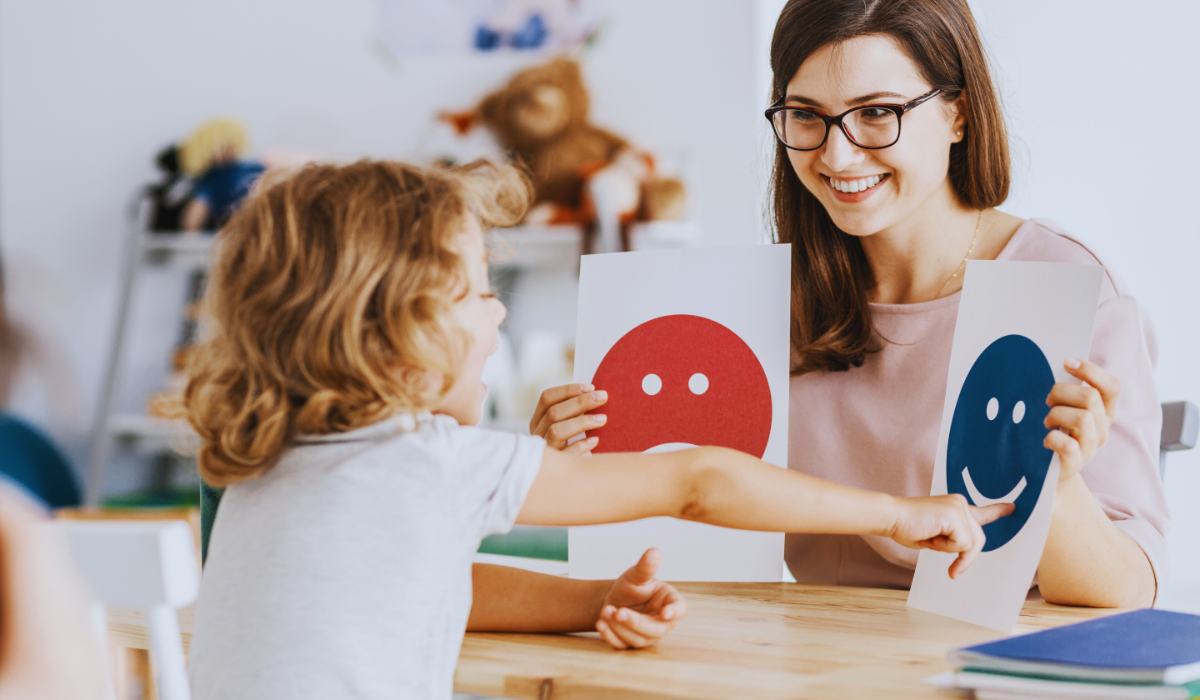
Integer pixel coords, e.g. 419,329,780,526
961,467,1027,507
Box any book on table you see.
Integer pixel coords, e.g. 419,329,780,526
925,609,1200,699
949,609,1200,686
950,669,1200,700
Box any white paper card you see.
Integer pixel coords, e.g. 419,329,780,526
569,244,791,581
907,260,1104,632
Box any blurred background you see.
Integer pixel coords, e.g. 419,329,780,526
0,0,1196,611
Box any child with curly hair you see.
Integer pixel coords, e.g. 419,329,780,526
182,159,1009,699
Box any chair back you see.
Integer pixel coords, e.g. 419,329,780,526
57,520,199,700
1160,401,1199,479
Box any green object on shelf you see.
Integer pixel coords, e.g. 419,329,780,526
101,485,201,509
478,526,567,562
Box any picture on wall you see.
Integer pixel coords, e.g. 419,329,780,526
379,0,607,56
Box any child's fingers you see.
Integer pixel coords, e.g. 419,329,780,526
646,583,687,622
529,384,593,435
595,619,629,650
1062,359,1120,422
620,548,661,587
659,592,688,622
611,606,675,641
948,547,979,579
604,609,655,648
971,502,1014,526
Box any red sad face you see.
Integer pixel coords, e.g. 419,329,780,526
588,315,772,457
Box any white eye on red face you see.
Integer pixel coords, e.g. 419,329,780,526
641,372,710,396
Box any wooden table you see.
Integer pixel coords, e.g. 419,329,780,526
107,581,1120,699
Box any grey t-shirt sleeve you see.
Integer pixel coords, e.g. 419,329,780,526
441,419,546,539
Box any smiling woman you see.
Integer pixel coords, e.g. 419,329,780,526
767,0,1168,608
529,0,1170,610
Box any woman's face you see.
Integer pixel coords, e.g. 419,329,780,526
783,35,965,237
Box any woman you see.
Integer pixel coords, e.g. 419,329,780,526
531,0,1168,608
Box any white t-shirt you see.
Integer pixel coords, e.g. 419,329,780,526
189,413,545,699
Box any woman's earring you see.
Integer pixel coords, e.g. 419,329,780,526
957,130,963,136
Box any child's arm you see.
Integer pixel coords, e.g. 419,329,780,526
468,548,685,649
519,446,1012,578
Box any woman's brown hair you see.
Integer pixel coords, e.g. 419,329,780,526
769,0,1010,374
181,159,529,486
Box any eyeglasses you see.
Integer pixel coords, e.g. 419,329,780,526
765,89,943,151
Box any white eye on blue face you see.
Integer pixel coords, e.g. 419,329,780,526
985,397,1027,423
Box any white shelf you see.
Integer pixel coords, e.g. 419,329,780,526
109,414,197,451
141,232,218,267
491,221,700,271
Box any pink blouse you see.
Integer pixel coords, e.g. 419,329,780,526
784,218,1171,590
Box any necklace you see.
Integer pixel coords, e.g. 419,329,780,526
936,209,985,299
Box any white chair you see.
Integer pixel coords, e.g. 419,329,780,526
56,520,199,700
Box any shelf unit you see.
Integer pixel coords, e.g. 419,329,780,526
85,229,216,505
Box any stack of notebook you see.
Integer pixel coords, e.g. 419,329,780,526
930,609,1200,699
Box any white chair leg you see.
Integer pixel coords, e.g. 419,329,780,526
89,603,118,700
147,604,192,700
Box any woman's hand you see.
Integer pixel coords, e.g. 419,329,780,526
1044,359,1120,483
594,548,687,650
885,495,1014,578
529,383,609,454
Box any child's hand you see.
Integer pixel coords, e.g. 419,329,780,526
886,496,1014,578
594,548,686,650
530,383,608,454
1044,359,1120,483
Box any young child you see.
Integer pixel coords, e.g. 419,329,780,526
183,160,1009,699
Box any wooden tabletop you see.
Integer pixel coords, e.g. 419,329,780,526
454,582,1121,700
107,582,1120,700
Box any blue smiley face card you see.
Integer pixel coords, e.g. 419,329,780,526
907,260,1104,633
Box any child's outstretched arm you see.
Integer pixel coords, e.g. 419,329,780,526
468,548,686,649
519,447,1012,578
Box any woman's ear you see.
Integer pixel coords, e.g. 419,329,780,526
950,95,968,144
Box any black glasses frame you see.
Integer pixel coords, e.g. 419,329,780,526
764,89,944,151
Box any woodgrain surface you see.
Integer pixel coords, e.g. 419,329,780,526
107,582,1121,699
453,582,1121,700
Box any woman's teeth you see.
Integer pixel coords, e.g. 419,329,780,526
829,175,884,193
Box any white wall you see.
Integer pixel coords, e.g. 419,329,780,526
0,0,760,491
754,0,1200,605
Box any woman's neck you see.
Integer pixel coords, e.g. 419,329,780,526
859,185,1014,305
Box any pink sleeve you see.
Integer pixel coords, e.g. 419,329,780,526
1084,291,1171,591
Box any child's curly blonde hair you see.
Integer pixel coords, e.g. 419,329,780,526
182,159,530,486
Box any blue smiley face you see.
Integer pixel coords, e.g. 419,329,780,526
946,334,1055,552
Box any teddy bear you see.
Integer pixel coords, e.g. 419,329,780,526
443,58,686,251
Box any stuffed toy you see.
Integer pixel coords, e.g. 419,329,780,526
145,145,195,233
178,118,265,231
444,58,686,250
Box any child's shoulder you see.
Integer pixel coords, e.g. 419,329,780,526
288,413,545,483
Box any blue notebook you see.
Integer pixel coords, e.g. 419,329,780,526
949,609,1200,686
